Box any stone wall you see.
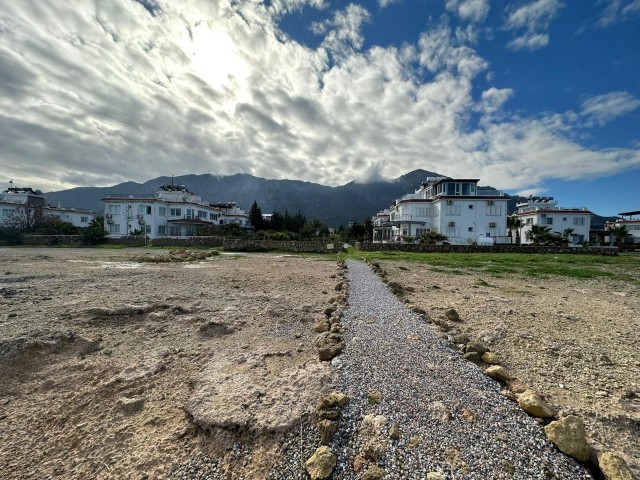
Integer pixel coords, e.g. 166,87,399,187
104,237,148,246
223,238,331,253
356,242,618,256
20,235,83,246
152,236,224,248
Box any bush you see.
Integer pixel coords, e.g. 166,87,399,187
0,227,22,245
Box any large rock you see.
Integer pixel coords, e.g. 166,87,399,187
481,352,500,364
186,353,332,434
465,340,488,355
485,365,512,381
445,308,460,321
517,390,557,418
361,465,386,480
543,415,591,462
305,446,337,480
598,452,636,480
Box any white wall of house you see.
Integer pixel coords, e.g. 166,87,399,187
605,219,640,244
103,186,249,238
45,208,95,227
385,178,509,245
516,198,591,244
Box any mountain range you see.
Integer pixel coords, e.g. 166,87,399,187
44,170,613,228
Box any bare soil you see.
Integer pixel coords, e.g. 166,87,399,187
0,248,337,479
378,258,640,476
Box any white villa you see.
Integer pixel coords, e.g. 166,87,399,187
605,210,640,244
514,196,592,245
372,177,510,245
0,186,95,228
102,184,250,238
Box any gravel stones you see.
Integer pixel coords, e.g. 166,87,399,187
326,260,591,479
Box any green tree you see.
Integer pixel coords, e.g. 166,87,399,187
249,200,263,231
609,224,629,244
270,211,285,231
526,225,553,245
80,215,108,245
419,231,448,244
507,216,523,245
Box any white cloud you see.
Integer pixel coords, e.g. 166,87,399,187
445,0,490,23
311,4,371,60
580,91,640,126
378,0,400,9
503,0,563,51
596,0,640,27
0,0,638,198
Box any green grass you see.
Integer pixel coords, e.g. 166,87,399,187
340,250,640,283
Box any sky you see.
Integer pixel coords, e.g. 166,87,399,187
0,0,639,216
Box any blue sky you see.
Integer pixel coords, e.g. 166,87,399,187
0,0,639,215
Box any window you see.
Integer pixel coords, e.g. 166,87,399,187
573,217,585,226
80,216,88,223
209,213,219,220
416,228,427,235
169,226,181,236
545,217,553,225
448,221,456,227
446,183,455,195
169,208,181,216
198,210,207,218
144,225,151,234
159,207,166,216
186,208,195,219
487,200,495,206
563,217,567,221
462,183,470,195
468,205,474,209
489,222,497,228
526,218,532,225
138,205,151,215
158,225,167,235
447,199,454,205
107,204,121,214
108,224,120,233
468,226,473,232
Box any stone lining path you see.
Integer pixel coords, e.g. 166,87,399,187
323,260,592,479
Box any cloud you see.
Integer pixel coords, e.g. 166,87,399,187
378,0,400,9
580,91,640,126
595,0,640,27
503,0,563,51
445,0,490,23
311,4,371,59
0,0,638,199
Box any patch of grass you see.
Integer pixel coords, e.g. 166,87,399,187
345,251,639,284
475,278,497,288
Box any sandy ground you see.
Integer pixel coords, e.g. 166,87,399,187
377,257,640,476
0,248,337,479
2,248,639,479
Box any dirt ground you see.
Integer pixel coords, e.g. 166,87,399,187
0,248,338,479
378,258,640,477
2,249,639,479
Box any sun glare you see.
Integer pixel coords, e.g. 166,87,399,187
185,24,249,96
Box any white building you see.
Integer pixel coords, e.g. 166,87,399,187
605,210,640,244
373,177,510,245
371,209,391,243
102,184,250,238
1,186,94,228
514,196,592,245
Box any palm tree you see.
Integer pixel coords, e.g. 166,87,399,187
526,225,552,245
609,224,629,245
507,216,523,245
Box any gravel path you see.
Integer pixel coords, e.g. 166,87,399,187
322,260,592,479
173,259,595,479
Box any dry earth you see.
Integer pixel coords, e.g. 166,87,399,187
378,257,640,477
0,248,338,479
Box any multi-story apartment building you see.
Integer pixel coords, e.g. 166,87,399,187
372,177,510,245
102,184,250,238
1,186,94,228
514,196,592,245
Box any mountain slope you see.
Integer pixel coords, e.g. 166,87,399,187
45,170,449,226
